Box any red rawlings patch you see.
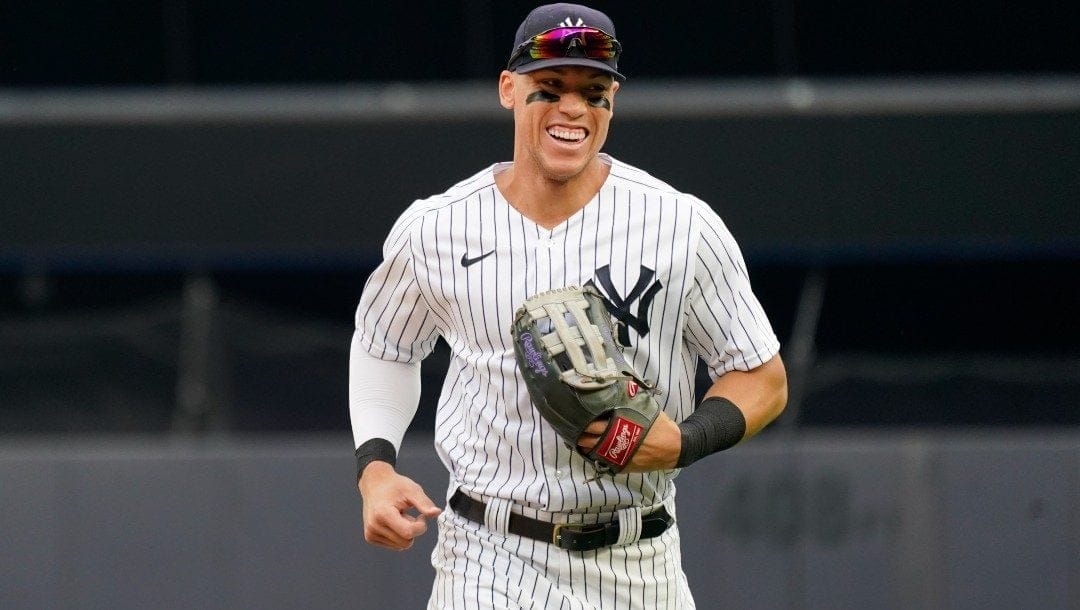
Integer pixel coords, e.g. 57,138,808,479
627,380,639,398
595,417,644,467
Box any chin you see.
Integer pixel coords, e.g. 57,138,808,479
538,154,595,182
540,165,586,184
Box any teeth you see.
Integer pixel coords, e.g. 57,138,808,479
548,127,585,142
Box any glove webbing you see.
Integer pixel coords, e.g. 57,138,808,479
528,296,619,390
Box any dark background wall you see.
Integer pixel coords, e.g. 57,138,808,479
1,1,1078,435
2,1,1079,85
1,99,1076,433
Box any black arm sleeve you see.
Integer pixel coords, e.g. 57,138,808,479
675,396,747,468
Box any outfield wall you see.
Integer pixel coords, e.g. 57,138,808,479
2,431,1077,610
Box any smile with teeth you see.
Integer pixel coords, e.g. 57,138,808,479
547,126,587,142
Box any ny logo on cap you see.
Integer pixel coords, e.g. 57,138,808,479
558,17,585,27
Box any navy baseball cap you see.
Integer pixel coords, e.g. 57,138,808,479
507,3,626,81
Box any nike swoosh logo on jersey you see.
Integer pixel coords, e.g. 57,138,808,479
460,250,495,267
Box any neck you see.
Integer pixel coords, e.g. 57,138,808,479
495,157,609,229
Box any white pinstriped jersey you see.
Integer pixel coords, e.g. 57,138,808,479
355,154,780,519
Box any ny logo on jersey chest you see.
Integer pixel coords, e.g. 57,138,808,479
586,265,662,345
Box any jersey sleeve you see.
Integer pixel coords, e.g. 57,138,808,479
684,201,781,378
354,208,441,363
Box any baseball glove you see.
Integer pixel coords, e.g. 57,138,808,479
511,285,660,475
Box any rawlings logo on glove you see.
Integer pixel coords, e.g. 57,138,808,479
510,285,661,475
596,416,644,467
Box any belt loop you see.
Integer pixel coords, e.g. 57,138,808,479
663,494,677,519
483,495,512,536
614,506,642,545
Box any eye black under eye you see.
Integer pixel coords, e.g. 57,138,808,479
587,96,611,109
527,90,561,104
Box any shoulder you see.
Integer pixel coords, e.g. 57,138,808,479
603,156,742,255
605,156,713,214
604,155,718,220
604,155,685,196
409,164,499,215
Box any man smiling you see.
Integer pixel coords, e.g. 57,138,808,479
496,63,619,228
349,4,787,608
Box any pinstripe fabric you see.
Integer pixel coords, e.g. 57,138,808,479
428,498,693,610
355,154,779,608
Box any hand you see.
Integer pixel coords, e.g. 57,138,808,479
357,461,442,550
576,412,682,472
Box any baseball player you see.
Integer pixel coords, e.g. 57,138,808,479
349,3,788,608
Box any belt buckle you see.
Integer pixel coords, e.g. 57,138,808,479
552,522,567,547
552,522,600,551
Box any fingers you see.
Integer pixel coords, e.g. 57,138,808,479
365,509,434,550
577,418,610,451
577,433,601,452
406,488,443,520
359,470,443,551
584,418,609,434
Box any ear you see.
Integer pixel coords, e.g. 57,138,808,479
498,71,516,109
608,79,620,114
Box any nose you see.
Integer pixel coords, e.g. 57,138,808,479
557,92,587,118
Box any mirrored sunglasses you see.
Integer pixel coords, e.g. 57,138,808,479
508,27,622,69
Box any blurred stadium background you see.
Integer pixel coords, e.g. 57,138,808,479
1,1,1078,608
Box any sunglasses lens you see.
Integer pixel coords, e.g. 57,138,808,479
526,27,619,61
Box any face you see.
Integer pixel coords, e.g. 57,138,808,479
499,67,619,183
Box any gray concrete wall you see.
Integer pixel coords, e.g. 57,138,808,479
2,431,1078,609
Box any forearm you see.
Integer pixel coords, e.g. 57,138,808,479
674,354,787,468
701,354,787,439
349,331,423,476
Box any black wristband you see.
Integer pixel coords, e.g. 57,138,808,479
355,438,397,483
676,396,747,468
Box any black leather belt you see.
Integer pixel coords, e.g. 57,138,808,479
449,489,673,552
